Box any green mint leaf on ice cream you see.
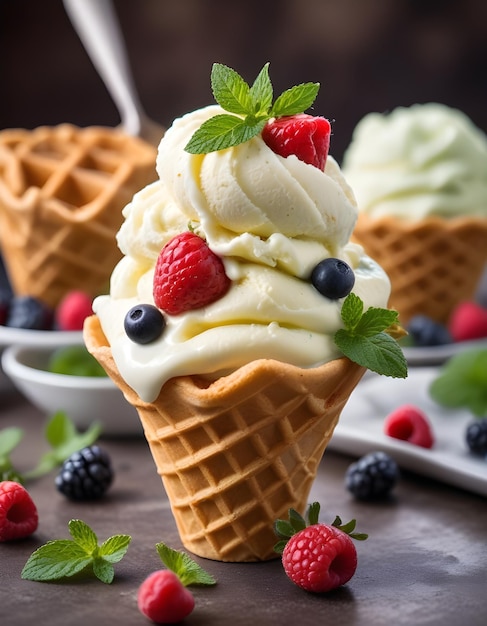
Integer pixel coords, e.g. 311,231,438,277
185,62,319,154
335,293,408,378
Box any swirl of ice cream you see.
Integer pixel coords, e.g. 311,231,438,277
93,105,390,402
342,103,487,220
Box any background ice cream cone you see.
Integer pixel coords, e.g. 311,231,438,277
84,315,366,562
352,214,487,325
0,124,156,308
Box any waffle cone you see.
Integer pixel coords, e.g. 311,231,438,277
84,315,366,562
0,125,157,308
352,214,487,324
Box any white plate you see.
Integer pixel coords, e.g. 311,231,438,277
0,325,83,348
403,337,487,366
330,368,487,497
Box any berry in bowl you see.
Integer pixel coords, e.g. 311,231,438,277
1,344,141,437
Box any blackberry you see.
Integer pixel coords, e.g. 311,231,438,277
406,315,451,347
465,419,487,457
55,445,113,501
0,288,12,326
6,295,54,330
345,451,400,500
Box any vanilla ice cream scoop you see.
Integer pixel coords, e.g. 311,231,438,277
342,103,487,220
94,105,391,402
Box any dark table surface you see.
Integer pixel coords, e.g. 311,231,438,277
1,385,486,626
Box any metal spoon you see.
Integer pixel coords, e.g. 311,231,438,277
63,0,164,145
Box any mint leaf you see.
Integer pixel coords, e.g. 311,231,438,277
24,412,101,480
429,348,487,417
271,82,320,117
185,114,265,154
334,294,407,379
185,62,320,154
68,519,98,552
21,520,131,584
249,62,273,113
211,63,254,115
155,542,216,587
21,540,93,581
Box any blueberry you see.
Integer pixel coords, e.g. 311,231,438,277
124,304,166,344
465,419,487,457
6,295,54,330
55,445,113,501
406,315,452,347
345,451,400,500
311,258,355,300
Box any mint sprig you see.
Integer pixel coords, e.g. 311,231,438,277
429,348,487,417
21,519,131,584
334,293,408,378
155,542,216,587
185,62,319,154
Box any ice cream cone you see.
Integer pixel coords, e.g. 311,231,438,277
0,124,157,308
352,214,487,325
84,314,366,562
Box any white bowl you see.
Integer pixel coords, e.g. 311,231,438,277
1,344,142,437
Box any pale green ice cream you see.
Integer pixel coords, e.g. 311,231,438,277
342,103,487,220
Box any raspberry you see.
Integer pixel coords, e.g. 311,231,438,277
0,481,39,542
282,524,358,593
6,295,54,330
384,404,434,448
345,451,400,500
406,315,452,347
153,232,230,315
55,445,113,501
448,301,487,342
262,113,331,170
465,419,487,457
138,570,195,624
55,290,94,331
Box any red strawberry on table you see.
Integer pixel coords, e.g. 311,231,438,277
153,232,230,316
262,113,331,170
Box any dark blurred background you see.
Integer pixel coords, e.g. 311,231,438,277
1,0,486,163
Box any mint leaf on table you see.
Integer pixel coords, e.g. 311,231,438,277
185,62,319,154
155,542,216,587
23,411,101,480
334,293,408,378
429,348,487,417
21,519,131,584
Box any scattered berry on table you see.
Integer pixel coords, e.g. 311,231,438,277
345,451,400,500
465,419,487,457
0,480,39,542
55,290,93,331
6,295,54,330
124,304,166,344
153,232,230,316
274,503,367,593
137,569,195,624
311,258,355,300
262,113,331,170
406,315,452,347
448,301,487,343
384,404,434,448
55,445,113,501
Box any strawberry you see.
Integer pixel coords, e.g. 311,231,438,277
153,232,230,316
262,113,331,170
137,570,195,624
0,481,39,542
274,503,367,593
55,290,93,331
384,404,434,449
448,301,487,343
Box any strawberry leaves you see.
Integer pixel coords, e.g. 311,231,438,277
185,63,319,154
